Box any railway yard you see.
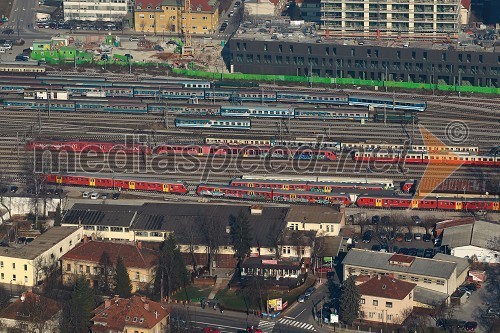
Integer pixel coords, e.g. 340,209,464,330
0,72,499,214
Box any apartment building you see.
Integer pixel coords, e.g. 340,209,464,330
320,0,462,38
0,227,83,288
133,0,219,34
63,0,129,22
61,239,157,292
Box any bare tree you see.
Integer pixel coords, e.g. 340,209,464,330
201,216,226,274
98,251,113,293
395,307,427,332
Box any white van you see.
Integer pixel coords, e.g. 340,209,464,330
0,48,5,54
82,191,90,198
90,192,100,200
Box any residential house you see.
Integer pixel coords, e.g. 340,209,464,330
134,0,219,35
0,226,83,288
0,290,61,332
442,220,500,264
285,205,344,236
343,249,470,305
61,238,158,293
357,275,416,324
91,295,170,333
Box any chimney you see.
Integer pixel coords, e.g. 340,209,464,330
154,311,158,319
137,241,142,250
377,274,381,280
144,302,150,311
83,235,89,244
104,299,111,308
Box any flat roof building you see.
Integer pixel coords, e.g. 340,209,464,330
0,226,83,288
342,249,470,301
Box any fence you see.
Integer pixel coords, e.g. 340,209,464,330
172,68,500,95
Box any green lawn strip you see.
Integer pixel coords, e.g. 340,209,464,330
172,285,212,302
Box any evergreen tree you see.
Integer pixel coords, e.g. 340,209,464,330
230,210,252,259
114,256,132,298
53,203,62,227
155,234,188,301
340,275,361,325
60,276,95,333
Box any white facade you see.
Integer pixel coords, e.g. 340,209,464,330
451,245,500,264
0,227,83,288
63,0,129,22
320,0,462,37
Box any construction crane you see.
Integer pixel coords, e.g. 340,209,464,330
182,0,194,56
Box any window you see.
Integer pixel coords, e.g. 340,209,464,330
437,280,445,285
378,313,383,319
133,317,138,322
0,261,2,268
111,227,122,232
79,265,83,273
264,44,268,51
60,247,63,253
373,300,378,306
360,298,365,304
386,302,393,308
24,276,28,283
423,51,427,60
136,272,140,279
149,14,154,18
139,14,145,18
86,266,90,274
289,45,293,53
424,278,432,284
12,274,16,281
12,263,15,269
307,46,312,54
24,264,28,271
387,314,393,321
410,276,419,282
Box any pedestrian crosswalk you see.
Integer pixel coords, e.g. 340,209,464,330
278,318,317,331
258,320,276,333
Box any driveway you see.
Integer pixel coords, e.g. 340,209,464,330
453,282,490,332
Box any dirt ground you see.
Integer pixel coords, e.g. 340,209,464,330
0,0,13,22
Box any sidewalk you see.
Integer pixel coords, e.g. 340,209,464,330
207,276,230,299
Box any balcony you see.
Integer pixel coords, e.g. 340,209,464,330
345,5,364,11
415,5,434,13
392,14,410,21
414,15,434,22
345,14,364,20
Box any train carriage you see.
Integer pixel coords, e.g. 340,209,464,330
46,173,188,194
160,88,205,100
349,95,426,112
196,184,272,200
294,108,369,121
174,118,251,130
277,92,349,104
205,137,272,146
220,106,294,118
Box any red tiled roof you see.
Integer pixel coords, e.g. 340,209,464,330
91,296,170,331
190,0,216,12
136,0,163,9
358,275,416,300
61,240,158,269
461,0,471,10
0,292,61,321
389,254,415,264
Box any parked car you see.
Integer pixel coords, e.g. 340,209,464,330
154,45,164,51
381,215,390,225
362,230,373,243
404,233,413,242
9,185,18,193
304,287,316,297
297,294,305,303
2,28,14,34
411,215,422,224
397,247,409,255
82,191,90,198
371,244,381,251
395,233,404,242
465,321,477,331
202,328,221,333
407,248,417,256
424,248,434,258
416,248,425,257
414,233,422,240
423,234,432,242
90,192,100,200
101,193,108,200
371,215,380,224
465,283,478,291
112,192,120,200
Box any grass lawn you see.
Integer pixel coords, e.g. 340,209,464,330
171,285,212,302
216,275,317,312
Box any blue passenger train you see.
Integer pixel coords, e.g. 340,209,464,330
174,117,251,130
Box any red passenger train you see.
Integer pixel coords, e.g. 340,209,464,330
45,173,188,194
230,178,388,192
27,140,152,154
155,144,337,160
353,151,499,167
